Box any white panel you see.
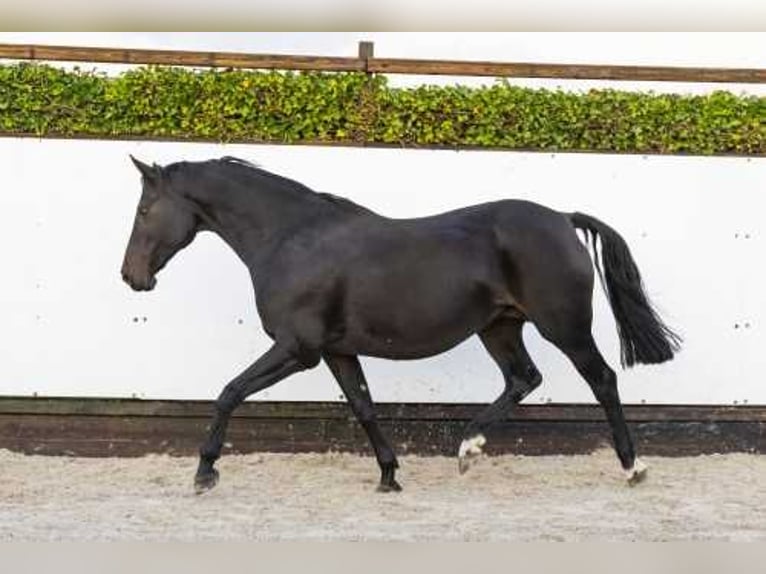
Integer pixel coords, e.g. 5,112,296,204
0,138,763,404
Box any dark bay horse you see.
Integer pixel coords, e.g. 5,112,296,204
121,156,680,494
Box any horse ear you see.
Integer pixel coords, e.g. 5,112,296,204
130,155,161,182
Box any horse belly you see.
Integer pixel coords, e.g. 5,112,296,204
333,273,500,359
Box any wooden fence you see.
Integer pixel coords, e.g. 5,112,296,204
1,397,764,457
0,41,764,84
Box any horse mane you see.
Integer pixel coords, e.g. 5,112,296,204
217,156,260,169
172,156,372,216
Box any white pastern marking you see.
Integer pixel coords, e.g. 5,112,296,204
458,434,486,459
624,457,648,483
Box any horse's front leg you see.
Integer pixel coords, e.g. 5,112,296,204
195,340,317,493
323,353,401,492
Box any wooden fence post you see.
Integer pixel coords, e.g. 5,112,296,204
358,41,374,74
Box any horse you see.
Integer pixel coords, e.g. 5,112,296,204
121,155,680,494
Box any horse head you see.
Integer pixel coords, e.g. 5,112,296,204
121,156,200,291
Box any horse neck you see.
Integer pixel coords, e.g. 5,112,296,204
180,169,352,266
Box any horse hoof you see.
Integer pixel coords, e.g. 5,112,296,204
625,458,648,486
458,434,486,475
376,479,403,493
194,469,220,494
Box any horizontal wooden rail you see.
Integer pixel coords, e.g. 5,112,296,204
1,397,763,457
2,396,766,422
368,58,766,84
0,43,366,72
0,42,764,84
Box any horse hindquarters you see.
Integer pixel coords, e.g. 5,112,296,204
497,209,650,483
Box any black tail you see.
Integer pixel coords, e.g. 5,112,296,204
570,212,681,368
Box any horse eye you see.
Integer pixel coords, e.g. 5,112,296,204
138,206,149,216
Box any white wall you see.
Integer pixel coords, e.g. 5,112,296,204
1,138,763,404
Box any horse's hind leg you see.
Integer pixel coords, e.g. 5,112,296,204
563,336,646,484
540,320,646,485
458,317,543,474
323,353,401,492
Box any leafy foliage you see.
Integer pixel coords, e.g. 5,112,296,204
0,63,762,155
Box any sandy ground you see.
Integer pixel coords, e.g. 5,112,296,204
1,448,765,541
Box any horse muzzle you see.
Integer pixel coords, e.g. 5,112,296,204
122,272,157,292
121,261,157,291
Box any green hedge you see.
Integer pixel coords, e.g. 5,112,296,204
0,63,763,155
